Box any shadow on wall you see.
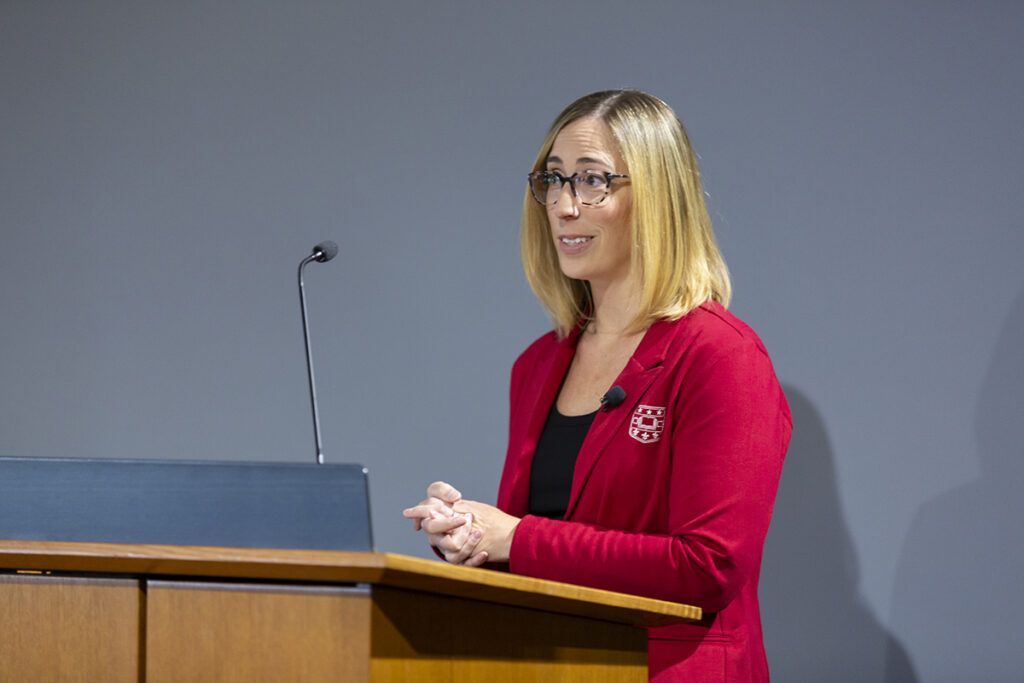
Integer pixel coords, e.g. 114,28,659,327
760,387,918,682
888,287,1024,682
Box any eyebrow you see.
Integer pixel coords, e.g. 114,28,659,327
545,155,613,167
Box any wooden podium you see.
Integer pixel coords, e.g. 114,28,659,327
0,540,701,682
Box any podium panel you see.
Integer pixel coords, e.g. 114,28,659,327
140,581,646,682
146,582,371,683
0,574,141,682
369,585,647,682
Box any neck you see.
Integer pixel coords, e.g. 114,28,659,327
587,276,643,337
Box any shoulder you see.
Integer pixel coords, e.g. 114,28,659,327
651,301,770,362
652,301,779,390
510,328,562,387
508,327,558,380
668,301,771,361
505,329,565,409
662,303,790,424
514,329,561,368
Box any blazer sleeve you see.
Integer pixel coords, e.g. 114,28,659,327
507,340,791,611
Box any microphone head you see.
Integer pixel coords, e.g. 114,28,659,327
313,240,339,263
600,385,627,410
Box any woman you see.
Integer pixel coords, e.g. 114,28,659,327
403,90,791,682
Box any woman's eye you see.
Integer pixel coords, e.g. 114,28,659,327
581,172,606,188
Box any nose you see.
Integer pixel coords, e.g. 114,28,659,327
553,179,580,219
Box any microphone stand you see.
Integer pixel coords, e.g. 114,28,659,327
298,252,325,464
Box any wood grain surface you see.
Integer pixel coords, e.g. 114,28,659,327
0,540,700,626
146,581,371,683
0,540,701,682
0,573,141,682
369,584,648,682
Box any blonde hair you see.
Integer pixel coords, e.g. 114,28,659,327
521,90,731,338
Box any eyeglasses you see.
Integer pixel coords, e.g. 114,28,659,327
527,170,629,207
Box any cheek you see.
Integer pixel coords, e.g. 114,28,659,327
604,208,633,253
614,200,632,229
610,230,632,261
546,208,559,230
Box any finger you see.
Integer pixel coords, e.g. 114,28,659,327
461,551,488,568
402,507,431,531
427,481,462,504
403,501,455,521
446,513,473,542
444,528,482,565
443,512,475,537
452,500,490,519
433,516,473,553
421,514,468,536
433,528,465,554
404,502,448,532
431,533,456,553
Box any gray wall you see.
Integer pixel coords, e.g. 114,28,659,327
2,2,1021,680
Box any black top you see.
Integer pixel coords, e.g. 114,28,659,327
528,403,597,519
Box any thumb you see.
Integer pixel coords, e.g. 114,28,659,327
427,481,462,504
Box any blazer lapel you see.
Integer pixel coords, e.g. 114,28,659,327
564,319,678,519
504,326,581,516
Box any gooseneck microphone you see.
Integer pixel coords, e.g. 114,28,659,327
298,241,338,464
600,385,627,411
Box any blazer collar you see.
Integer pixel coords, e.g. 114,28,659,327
499,322,582,517
522,321,585,460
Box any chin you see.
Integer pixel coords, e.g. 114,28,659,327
556,260,594,282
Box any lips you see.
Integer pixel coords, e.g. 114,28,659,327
557,234,594,254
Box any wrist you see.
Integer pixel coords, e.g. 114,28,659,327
494,517,520,563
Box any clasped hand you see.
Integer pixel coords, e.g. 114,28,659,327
402,481,520,566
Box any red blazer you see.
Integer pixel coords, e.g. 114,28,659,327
497,302,791,682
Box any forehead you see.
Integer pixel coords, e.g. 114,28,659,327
548,118,625,169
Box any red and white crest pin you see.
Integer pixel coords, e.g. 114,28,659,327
629,405,666,443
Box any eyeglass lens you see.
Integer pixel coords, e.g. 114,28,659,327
530,172,611,206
